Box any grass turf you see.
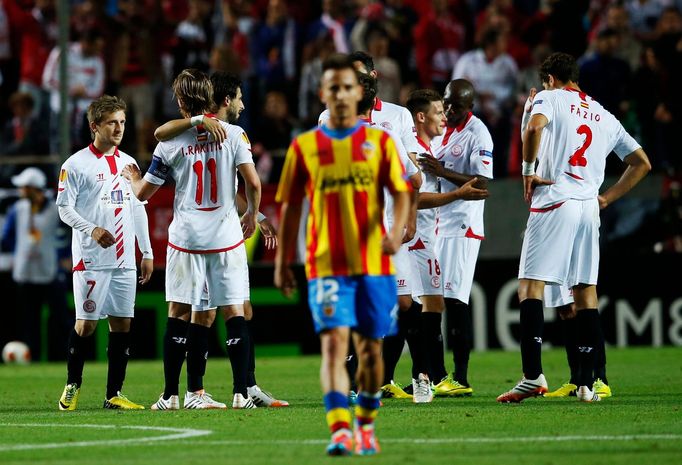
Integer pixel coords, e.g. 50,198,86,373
0,346,680,464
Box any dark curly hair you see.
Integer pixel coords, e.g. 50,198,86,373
539,52,579,85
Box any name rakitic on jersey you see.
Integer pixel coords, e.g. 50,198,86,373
181,141,224,157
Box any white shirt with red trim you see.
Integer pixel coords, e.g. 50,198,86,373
415,137,440,244
56,144,144,270
319,98,421,155
144,122,253,252
529,87,641,210
432,113,493,239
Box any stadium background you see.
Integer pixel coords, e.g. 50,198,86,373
1,0,681,361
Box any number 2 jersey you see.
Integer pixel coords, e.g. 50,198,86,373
529,87,641,209
144,122,254,252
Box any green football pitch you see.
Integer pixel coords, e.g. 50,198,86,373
0,347,680,465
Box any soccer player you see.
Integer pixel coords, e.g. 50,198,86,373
543,285,611,399
152,71,288,408
497,52,650,403
122,69,261,410
275,54,411,456
402,88,490,402
56,95,153,411
417,79,493,397
319,50,423,401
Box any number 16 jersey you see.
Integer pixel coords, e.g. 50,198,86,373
529,88,640,210
144,122,254,252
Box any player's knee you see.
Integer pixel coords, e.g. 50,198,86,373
74,320,97,337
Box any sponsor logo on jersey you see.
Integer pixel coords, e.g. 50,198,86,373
111,190,124,204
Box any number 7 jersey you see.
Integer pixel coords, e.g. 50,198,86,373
529,87,640,209
144,122,254,252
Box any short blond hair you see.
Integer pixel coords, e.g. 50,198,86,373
172,68,215,116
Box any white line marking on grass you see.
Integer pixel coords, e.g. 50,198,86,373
188,434,682,447
0,423,212,452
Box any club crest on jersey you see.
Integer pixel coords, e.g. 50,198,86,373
83,299,96,313
380,121,393,131
361,141,376,159
451,144,463,157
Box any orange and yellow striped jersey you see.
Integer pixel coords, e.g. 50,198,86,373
276,123,411,279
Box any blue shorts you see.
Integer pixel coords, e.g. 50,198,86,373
308,275,398,339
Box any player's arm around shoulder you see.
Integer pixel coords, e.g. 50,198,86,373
154,115,227,143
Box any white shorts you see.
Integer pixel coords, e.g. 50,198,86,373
193,260,250,311
394,243,421,296
435,235,481,304
544,284,574,308
73,268,136,320
406,235,441,298
166,245,247,307
518,198,600,287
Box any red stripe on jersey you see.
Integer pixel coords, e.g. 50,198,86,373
353,191,369,273
564,171,584,180
307,193,319,278
196,206,221,211
441,126,455,146
325,192,348,276
408,238,426,251
351,125,367,161
315,129,335,166
116,246,125,259
464,227,485,240
114,207,122,216
529,201,565,213
116,224,123,234
115,233,123,242
168,239,245,254
72,259,86,271
105,155,118,175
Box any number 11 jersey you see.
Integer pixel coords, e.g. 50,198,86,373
529,87,640,210
144,122,254,252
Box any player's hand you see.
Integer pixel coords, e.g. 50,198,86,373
402,217,416,243
121,164,142,182
597,194,608,210
258,217,278,250
202,116,227,144
524,88,537,113
241,211,257,239
417,153,446,177
522,174,553,204
92,227,115,248
382,231,402,255
139,258,153,285
274,264,297,298
557,304,577,320
457,177,489,200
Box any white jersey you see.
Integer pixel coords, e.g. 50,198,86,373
56,144,145,270
529,87,641,209
319,98,421,155
432,113,493,238
380,126,419,229
414,137,439,244
144,121,253,252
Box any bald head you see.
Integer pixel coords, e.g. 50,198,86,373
443,79,475,127
444,79,475,107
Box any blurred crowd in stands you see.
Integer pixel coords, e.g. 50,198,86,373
0,0,681,252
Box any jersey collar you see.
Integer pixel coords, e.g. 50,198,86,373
89,143,120,158
373,98,383,111
416,136,431,154
455,112,473,132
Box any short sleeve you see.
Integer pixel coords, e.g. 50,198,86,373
468,125,494,179
399,107,421,154
612,122,641,161
234,128,255,166
145,140,175,185
276,138,307,204
381,133,411,195
530,90,554,124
